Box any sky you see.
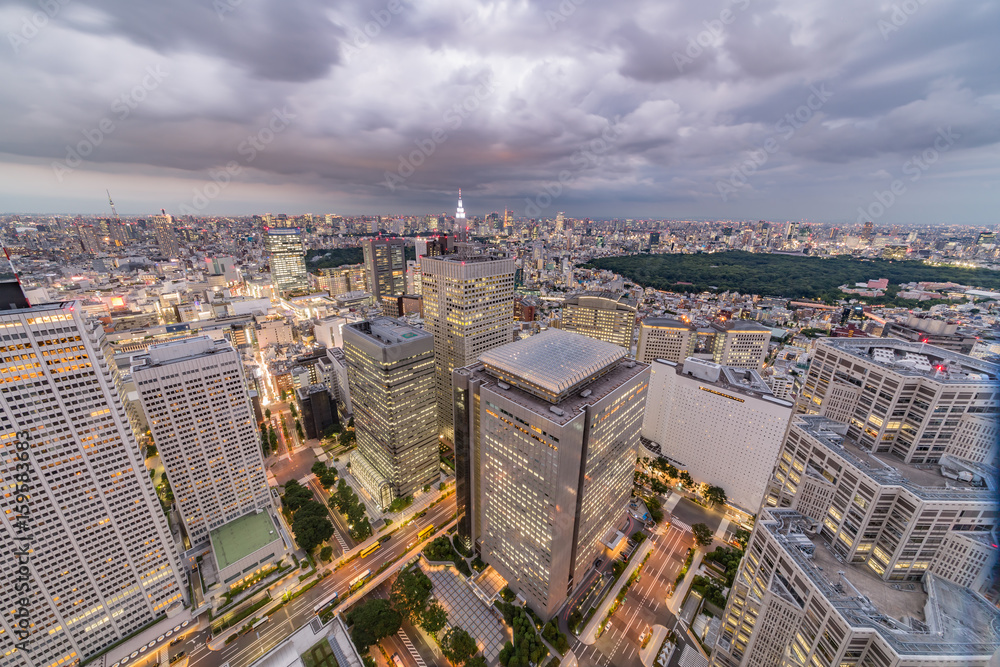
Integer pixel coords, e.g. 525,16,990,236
0,0,998,223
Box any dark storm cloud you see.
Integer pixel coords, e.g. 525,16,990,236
0,0,997,222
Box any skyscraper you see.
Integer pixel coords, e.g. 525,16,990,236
264,227,308,295
0,297,186,667
636,318,770,369
636,317,695,364
640,358,793,513
454,190,466,234
343,319,438,509
132,336,272,547
421,247,515,442
559,291,638,349
796,338,999,465
452,330,650,618
151,213,180,258
361,237,406,301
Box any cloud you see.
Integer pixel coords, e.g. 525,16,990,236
0,0,997,223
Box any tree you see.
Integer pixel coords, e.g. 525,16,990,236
734,528,750,550
465,656,486,667
346,599,401,651
441,627,477,666
692,522,713,547
420,600,448,633
265,408,272,420
291,500,334,552
269,429,279,451
664,463,678,480
320,546,334,562
651,478,669,494
289,403,298,418
145,443,157,458
295,420,304,440
705,485,727,507
678,471,695,490
281,479,314,512
390,568,433,622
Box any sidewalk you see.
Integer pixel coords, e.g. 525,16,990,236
667,550,704,617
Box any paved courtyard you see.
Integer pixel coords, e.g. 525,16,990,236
419,560,507,662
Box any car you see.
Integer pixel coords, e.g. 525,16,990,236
170,639,182,646
416,511,427,518
379,535,391,544
593,558,603,568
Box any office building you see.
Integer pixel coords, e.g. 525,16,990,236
882,315,977,354
151,213,180,258
637,318,770,369
453,330,650,618
264,227,308,295
0,297,186,667
641,358,793,512
343,319,438,509
711,508,1000,667
296,384,337,440
765,416,996,588
559,291,638,349
797,338,999,465
133,336,272,547
421,247,515,442
637,317,696,364
361,238,406,301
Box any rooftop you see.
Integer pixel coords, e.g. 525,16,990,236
479,329,627,403
641,317,692,330
818,337,998,383
762,509,1000,657
794,416,996,501
210,510,282,571
138,335,231,367
563,291,638,310
346,317,431,347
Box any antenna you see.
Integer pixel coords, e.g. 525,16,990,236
107,189,120,220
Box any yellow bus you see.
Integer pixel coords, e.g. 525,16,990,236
417,525,435,541
359,542,381,559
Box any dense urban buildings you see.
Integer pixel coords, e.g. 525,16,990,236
559,291,638,349
361,237,406,301
0,295,186,667
264,226,307,295
343,318,438,509
641,358,793,512
452,330,650,618
711,507,1000,667
133,336,272,548
151,213,180,258
421,246,515,442
796,338,999,465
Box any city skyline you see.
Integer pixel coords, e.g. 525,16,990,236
0,1,998,223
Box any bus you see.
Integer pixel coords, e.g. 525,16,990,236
312,591,339,615
252,617,269,631
417,525,435,541
392,654,405,667
349,569,372,592
359,541,381,559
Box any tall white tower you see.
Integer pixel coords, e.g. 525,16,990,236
455,189,466,232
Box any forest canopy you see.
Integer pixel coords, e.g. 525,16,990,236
582,252,1000,302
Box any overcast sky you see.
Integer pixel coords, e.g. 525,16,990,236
1,0,998,223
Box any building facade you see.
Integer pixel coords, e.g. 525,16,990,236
641,358,793,512
343,319,438,509
796,338,999,465
151,214,179,258
0,298,186,667
264,227,308,295
133,336,272,547
361,238,406,301
559,291,637,349
637,318,770,369
636,317,695,365
421,248,515,442
453,330,650,618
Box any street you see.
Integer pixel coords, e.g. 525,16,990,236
177,497,456,667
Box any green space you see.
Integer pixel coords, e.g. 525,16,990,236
423,536,472,576
302,638,338,667
329,479,373,541
306,246,417,272
210,511,281,571
583,251,1000,302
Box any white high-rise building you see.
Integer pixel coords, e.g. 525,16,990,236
264,227,308,295
133,336,271,547
0,297,186,667
641,358,793,512
421,247,515,442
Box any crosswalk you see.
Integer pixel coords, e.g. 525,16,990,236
332,528,349,552
398,630,426,667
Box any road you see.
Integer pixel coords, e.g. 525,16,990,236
568,522,695,667
177,497,456,667
306,477,356,555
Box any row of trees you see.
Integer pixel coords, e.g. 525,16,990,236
329,479,373,541
281,479,334,553
641,457,728,507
